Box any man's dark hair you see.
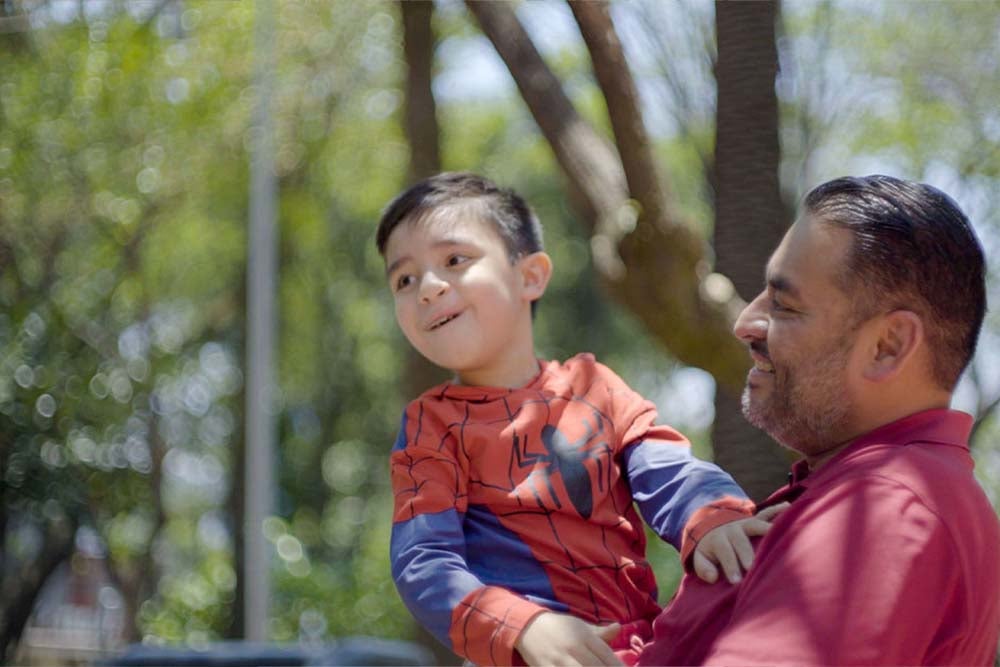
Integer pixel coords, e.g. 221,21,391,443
375,171,544,261
804,174,986,390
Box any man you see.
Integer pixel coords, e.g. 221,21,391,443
638,175,1000,666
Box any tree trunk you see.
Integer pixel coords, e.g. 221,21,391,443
711,0,789,500
400,0,441,186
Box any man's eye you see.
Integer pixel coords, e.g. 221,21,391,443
771,298,791,313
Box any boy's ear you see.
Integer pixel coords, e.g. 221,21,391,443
519,251,553,302
861,310,924,383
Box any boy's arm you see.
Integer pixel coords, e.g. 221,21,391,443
622,435,754,568
391,510,548,665
390,412,547,666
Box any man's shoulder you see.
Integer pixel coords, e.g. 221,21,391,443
835,438,969,484
820,441,997,532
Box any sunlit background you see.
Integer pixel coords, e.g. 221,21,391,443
1,0,999,664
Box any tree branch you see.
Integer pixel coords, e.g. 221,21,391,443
468,0,749,389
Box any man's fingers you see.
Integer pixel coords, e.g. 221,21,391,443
693,550,719,584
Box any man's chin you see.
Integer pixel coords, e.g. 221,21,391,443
741,406,771,433
740,392,789,442
740,387,768,424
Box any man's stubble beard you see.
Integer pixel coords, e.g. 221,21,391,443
741,341,853,456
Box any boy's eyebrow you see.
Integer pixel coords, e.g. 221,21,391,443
385,255,408,278
384,237,474,277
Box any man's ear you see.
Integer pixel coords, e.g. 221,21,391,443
863,310,924,382
519,251,553,302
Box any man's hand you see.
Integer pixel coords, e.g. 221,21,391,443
515,611,623,666
693,502,790,585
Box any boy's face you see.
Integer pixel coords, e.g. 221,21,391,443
383,210,549,387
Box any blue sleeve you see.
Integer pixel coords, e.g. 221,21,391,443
390,509,484,649
623,439,748,549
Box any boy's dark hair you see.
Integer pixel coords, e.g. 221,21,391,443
375,172,544,261
804,174,986,390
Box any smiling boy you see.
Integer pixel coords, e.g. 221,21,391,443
376,172,776,666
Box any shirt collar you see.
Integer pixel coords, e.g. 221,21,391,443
429,359,550,402
760,408,973,508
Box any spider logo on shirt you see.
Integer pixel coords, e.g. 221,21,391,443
513,407,614,519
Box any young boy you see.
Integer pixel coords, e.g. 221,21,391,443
377,172,774,666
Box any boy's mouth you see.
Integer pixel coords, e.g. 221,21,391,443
427,312,461,331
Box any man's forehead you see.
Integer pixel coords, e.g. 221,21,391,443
764,217,851,297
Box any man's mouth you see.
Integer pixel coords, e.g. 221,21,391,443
427,312,461,331
749,343,774,373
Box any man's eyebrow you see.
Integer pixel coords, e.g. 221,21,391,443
767,274,801,300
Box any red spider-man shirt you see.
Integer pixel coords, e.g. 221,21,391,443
390,354,751,665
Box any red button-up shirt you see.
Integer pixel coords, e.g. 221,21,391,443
638,409,1000,666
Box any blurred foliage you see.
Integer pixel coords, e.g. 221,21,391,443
0,0,681,652
1,0,998,658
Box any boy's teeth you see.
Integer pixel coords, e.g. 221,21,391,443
430,314,457,330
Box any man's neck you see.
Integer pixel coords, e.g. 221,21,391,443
805,395,952,471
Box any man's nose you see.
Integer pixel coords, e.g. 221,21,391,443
733,291,768,343
418,271,449,303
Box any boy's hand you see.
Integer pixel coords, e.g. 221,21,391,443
693,502,790,585
515,611,624,666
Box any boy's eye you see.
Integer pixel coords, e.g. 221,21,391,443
394,274,414,291
446,254,469,267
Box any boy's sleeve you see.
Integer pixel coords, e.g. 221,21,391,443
597,358,754,569
390,409,547,666
622,428,753,568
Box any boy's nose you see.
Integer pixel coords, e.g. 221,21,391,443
418,271,449,303
733,291,768,344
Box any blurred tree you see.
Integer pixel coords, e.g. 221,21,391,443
466,1,747,384
400,0,441,185
464,0,788,499
709,0,788,499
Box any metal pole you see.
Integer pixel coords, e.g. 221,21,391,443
245,0,277,642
